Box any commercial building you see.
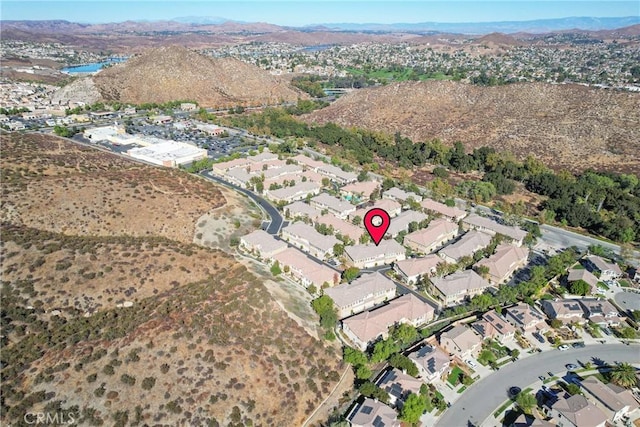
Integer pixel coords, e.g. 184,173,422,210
127,140,207,167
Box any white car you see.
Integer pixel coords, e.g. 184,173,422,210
465,359,477,368
558,344,570,351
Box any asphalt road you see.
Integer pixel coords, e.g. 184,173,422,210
200,171,284,235
435,344,640,427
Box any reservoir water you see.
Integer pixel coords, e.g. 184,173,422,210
61,58,127,74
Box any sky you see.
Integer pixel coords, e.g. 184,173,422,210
1,1,638,26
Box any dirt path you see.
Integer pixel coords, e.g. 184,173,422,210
303,365,354,427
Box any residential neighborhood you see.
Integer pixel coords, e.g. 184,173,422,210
224,150,640,427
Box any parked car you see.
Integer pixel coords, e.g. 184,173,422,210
466,359,477,368
558,344,570,351
533,333,545,343
539,375,546,381
509,386,522,397
572,342,585,348
566,363,579,371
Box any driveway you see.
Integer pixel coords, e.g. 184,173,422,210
435,344,640,427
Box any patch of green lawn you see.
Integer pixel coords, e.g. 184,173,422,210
447,366,464,386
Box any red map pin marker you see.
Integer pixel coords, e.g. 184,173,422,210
364,208,391,246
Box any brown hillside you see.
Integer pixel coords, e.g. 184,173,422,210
0,133,341,425
303,81,640,174
93,45,305,107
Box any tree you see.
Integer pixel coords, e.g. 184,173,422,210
569,279,591,296
510,348,520,361
351,215,362,226
359,381,389,403
343,347,368,367
390,323,418,348
550,318,563,329
388,353,418,377
311,295,337,329
270,261,282,276
610,362,637,388
342,267,360,282
371,339,399,363
515,392,537,415
566,383,581,395
357,170,369,182
333,243,344,256
400,393,427,424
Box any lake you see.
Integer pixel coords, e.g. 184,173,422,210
61,58,127,74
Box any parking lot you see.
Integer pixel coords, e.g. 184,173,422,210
125,119,260,159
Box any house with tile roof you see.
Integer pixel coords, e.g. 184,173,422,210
324,272,397,319
272,248,338,289
474,244,529,285
348,397,399,427
567,268,600,295
310,193,356,219
438,230,492,264
342,294,436,351
315,214,364,242
283,201,322,221
472,309,516,342
584,255,623,281
579,299,622,327
439,325,482,359
429,270,492,307
281,222,339,259
345,240,406,269
541,299,587,325
408,344,451,382
393,255,442,285
351,199,402,220
386,210,429,237
376,368,423,408
403,218,459,254
580,376,639,422
420,198,467,222
504,303,547,332
462,214,527,247
340,180,380,201
383,187,423,204
544,394,608,427
239,230,287,260
265,181,321,204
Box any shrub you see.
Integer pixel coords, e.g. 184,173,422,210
141,377,156,390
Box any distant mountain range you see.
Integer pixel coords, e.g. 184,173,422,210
306,16,640,34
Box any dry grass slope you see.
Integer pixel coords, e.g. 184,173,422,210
0,133,341,426
304,80,640,174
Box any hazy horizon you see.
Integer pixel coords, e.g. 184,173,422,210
2,1,639,27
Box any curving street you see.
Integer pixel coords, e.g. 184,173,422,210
435,344,640,427
200,171,284,235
